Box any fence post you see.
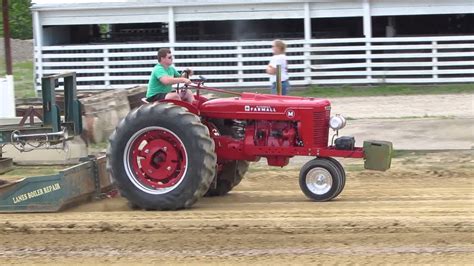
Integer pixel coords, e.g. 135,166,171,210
32,10,43,95
237,44,243,86
432,41,438,82
304,2,312,86
365,39,372,82
363,0,373,83
104,48,110,86
304,42,312,86
276,64,282,95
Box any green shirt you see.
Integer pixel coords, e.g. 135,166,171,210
146,64,181,98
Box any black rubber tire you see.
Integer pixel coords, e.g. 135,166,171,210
232,160,250,187
205,160,250,197
107,103,216,210
322,157,346,198
127,201,141,210
204,118,249,197
299,158,343,201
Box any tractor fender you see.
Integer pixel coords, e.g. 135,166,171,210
160,99,199,115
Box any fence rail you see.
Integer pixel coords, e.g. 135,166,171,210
35,35,474,90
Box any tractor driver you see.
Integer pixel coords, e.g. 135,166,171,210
146,48,194,103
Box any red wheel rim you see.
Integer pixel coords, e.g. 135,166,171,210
124,126,188,194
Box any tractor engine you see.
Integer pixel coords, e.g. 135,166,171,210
252,121,297,148
200,92,332,167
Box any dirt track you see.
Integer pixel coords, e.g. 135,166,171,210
1,150,473,264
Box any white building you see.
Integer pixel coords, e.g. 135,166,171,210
31,0,474,89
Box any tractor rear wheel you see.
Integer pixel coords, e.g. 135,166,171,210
107,103,216,210
205,160,249,197
232,160,249,187
299,158,344,201
205,118,249,197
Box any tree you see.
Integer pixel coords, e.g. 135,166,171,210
0,0,32,39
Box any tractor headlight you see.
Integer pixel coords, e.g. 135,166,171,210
329,115,346,130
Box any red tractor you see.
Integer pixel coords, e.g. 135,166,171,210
107,78,392,210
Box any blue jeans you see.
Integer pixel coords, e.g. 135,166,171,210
271,80,290,95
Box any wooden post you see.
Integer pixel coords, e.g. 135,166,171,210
2,0,12,75
276,64,282,95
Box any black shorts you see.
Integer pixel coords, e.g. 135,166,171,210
146,92,167,102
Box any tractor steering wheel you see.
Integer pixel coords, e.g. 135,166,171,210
176,69,191,90
198,75,207,85
175,69,192,97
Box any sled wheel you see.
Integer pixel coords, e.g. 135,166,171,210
299,158,343,201
205,160,250,197
107,103,216,210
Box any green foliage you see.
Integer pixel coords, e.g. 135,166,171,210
0,0,32,39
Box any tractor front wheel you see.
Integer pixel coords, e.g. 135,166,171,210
299,158,344,201
324,157,346,198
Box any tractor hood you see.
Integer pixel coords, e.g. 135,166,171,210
200,93,331,120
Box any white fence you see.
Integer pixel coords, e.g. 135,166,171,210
36,35,474,90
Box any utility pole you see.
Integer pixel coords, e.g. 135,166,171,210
2,0,12,75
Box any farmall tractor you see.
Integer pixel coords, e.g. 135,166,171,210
107,78,392,210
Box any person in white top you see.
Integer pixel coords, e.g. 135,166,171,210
266,39,290,95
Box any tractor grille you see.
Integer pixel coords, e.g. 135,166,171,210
313,110,330,147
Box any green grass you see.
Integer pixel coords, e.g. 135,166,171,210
0,57,36,98
289,84,474,98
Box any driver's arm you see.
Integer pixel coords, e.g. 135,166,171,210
159,76,191,85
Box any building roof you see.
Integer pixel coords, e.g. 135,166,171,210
31,0,306,10
32,0,474,26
